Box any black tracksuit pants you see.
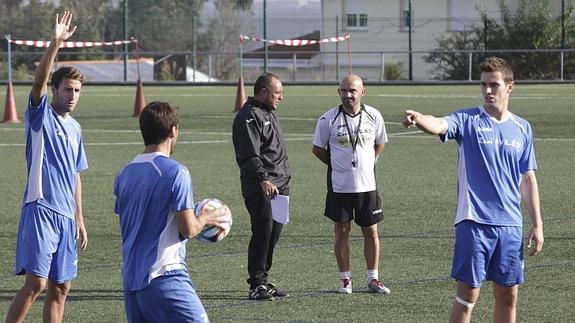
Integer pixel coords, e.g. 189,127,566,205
244,187,288,289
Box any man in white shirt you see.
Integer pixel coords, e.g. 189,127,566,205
312,74,390,294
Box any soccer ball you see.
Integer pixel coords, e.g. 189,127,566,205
194,198,232,243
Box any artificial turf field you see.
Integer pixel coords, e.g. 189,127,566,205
0,83,574,322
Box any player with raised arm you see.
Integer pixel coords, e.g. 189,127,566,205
6,11,88,323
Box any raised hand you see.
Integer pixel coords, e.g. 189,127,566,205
54,10,77,42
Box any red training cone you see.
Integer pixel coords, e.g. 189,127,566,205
3,81,20,123
132,78,146,117
233,76,246,112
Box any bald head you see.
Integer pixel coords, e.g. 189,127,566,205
338,74,365,114
340,74,364,88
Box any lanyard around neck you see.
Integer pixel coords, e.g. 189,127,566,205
341,104,364,164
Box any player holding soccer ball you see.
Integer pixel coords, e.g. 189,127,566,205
114,101,229,322
401,57,544,323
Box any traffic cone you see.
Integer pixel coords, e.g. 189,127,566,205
3,81,20,123
233,76,246,112
132,78,146,117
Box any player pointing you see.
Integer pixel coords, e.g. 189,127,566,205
6,11,88,323
401,57,543,323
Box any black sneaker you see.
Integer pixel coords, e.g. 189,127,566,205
249,284,275,301
267,283,289,298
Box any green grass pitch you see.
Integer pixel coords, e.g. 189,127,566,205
1,83,574,322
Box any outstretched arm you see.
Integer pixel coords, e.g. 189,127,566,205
520,170,544,256
31,10,77,105
401,109,448,135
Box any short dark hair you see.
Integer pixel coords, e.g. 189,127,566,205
253,72,280,95
479,57,514,83
50,66,85,89
139,101,180,146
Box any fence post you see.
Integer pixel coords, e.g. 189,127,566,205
468,52,473,81
560,50,564,81
208,54,213,81
292,53,297,82
380,53,385,82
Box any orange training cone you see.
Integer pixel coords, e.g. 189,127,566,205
132,78,146,117
233,76,246,112
3,81,20,123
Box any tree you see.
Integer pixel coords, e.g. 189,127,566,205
0,0,56,80
424,0,575,80
202,1,256,80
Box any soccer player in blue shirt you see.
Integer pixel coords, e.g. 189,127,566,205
114,101,229,322
5,11,89,323
401,57,544,323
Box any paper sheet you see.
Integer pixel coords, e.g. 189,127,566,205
271,194,290,224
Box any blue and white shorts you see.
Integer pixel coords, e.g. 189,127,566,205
15,202,78,284
124,270,209,323
451,220,524,288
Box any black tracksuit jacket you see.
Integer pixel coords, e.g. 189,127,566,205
232,97,291,197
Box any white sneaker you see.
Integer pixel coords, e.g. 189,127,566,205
339,278,352,294
367,279,391,294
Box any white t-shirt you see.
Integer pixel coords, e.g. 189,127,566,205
313,104,388,193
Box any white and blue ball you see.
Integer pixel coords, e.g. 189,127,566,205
194,198,232,243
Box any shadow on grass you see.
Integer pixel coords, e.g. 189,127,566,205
0,289,124,302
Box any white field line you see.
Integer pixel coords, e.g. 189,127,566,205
12,88,574,100
1,129,573,147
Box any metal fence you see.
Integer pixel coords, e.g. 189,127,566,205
2,48,575,84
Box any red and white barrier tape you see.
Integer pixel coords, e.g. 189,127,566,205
5,37,137,48
240,34,349,46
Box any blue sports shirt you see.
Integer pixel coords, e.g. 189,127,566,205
114,152,195,291
23,93,88,219
440,106,537,226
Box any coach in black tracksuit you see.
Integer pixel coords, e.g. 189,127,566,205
232,73,291,301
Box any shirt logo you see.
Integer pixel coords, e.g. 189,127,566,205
478,127,493,132
264,121,271,126
246,118,255,123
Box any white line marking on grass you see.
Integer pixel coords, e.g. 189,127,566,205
2,129,575,148
374,93,575,100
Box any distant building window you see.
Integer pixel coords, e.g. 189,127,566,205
346,13,368,29
344,0,368,30
359,14,368,27
400,0,413,31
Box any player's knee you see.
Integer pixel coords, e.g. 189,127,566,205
49,281,71,297
455,296,476,309
494,287,518,307
335,222,351,238
22,273,47,294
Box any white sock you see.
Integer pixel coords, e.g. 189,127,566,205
340,271,351,280
367,269,378,282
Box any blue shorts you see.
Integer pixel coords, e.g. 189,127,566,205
451,220,524,288
124,270,209,323
15,203,78,284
